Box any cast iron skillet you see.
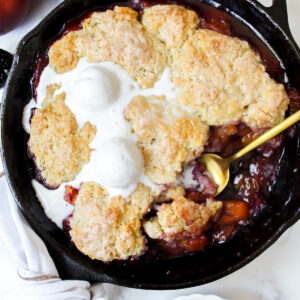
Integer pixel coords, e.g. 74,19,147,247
1,0,300,290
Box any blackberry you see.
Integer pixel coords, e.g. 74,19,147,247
0,49,13,88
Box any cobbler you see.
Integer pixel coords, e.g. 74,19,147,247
24,4,299,262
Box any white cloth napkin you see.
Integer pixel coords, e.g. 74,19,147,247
0,176,106,300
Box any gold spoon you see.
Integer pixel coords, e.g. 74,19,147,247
200,110,300,196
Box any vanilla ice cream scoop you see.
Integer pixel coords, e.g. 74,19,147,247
95,138,144,189
68,65,119,111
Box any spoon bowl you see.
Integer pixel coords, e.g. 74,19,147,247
200,153,230,196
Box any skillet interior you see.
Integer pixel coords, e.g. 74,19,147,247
1,0,300,289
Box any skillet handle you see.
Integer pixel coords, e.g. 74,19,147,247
253,0,296,42
265,0,291,36
252,0,298,47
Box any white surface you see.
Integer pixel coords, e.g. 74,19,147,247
0,0,300,299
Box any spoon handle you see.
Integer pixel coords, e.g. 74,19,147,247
230,110,300,162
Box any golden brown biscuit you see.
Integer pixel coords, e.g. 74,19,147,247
143,196,222,241
29,85,96,187
171,29,290,129
142,5,199,48
49,6,168,88
70,182,154,261
48,31,80,74
125,95,209,184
